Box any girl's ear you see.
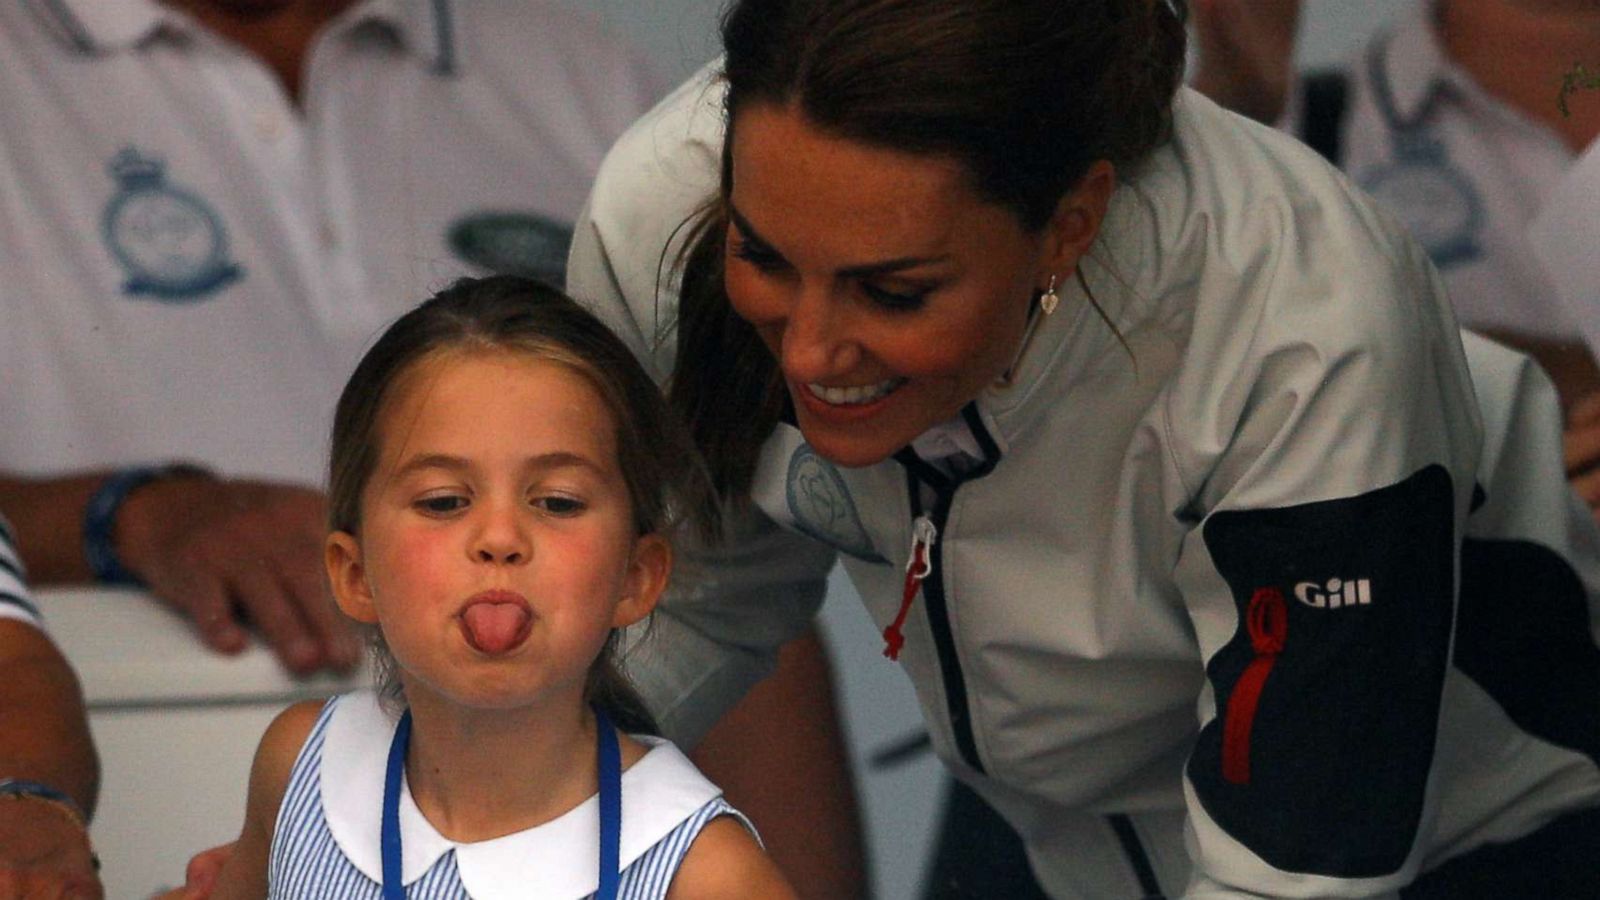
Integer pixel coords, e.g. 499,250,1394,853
1040,159,1116,279
326,531,379,625
613,534,671,629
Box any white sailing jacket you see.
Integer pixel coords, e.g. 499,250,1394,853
569,69,1600,897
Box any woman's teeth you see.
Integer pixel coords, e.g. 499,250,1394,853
806,377,905,406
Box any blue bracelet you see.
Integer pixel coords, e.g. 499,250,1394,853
82,463,212,586
0,777,84,823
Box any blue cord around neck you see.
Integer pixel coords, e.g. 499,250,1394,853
380,706,622,900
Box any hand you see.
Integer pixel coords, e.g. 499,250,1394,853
158,842,235,900
116,477,361,675
0,803,101,899
1565,392,1600,517
1189,0,1304,124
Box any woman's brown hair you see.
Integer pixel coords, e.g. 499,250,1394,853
671,0,1188,498
328,274,716,733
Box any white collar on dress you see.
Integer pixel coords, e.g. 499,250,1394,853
320,690,723,899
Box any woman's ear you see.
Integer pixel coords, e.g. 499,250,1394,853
1041,159,1116,278
613,534,672,629
325,531,379,625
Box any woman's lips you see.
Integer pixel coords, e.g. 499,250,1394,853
458,591,533,655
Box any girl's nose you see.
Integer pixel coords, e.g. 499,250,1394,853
472,504,530,564
781,286,860,382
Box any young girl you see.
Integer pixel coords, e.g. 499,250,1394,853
203,275,794,898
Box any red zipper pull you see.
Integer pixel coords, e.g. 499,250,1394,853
883,515,938,661
1222,587,1289,785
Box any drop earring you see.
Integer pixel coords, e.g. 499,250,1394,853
1039,274,1060,316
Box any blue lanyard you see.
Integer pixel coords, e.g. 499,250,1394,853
380,706,622,900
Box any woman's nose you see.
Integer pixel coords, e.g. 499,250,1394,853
781,286,860,381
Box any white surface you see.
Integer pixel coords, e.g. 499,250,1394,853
36,587,361,899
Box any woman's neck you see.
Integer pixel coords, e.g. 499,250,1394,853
1438,0,1600,150
400,690,600,843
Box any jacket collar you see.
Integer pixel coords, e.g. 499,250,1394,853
27,0,457,73
320,691,722,899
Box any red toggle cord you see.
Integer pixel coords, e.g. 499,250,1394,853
883,516,938,661
1222,587,1288,785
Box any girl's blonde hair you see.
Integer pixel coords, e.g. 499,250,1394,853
328,275,718,732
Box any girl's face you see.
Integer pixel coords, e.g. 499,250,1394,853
724,102,1112,468
325,350,668,713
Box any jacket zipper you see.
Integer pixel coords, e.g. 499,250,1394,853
882,515,937,661
902,468,986,775
1221,587,1288,784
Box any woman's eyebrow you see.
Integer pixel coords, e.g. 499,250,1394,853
729,203,949,277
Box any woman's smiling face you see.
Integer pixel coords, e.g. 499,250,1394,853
724,102,1108,468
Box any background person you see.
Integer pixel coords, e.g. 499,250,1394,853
1191,0,1600,511
569,0,1600,894
0,517,100,899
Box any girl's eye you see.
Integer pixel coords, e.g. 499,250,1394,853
415,494,469,515
535,495,586,516
861,281,930,312
730,237,787,273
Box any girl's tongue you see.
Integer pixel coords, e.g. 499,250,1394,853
460,601,532,655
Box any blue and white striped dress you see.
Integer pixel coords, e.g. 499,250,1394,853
0,514,42,628
268,691,752,899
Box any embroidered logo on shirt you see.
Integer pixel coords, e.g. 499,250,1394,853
101,147,243,301
786,444,886,563
1358,138,1484,269
447,212,573,286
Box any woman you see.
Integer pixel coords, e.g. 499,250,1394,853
569,0,1600,895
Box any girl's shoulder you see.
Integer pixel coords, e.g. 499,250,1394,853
256,699,331,785
665,814,795,899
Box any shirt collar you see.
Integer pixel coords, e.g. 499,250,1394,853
1375,0,1477,125
321,690,723,899
28,0,458,73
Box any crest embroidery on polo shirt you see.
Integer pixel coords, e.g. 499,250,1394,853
786,444,886,563
101,147,243,301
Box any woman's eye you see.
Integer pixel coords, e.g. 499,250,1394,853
415,495,468,515
730,237,787,273
535,495,586,516
861,281,930,312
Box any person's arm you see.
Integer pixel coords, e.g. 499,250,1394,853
666,816,798,900
0,621,100,896
691,629,868,899
201,700,323,900
1167,173,1481,895
569,69,866,896
0,473,359,674
1188,0,1304,124
0,522,101,898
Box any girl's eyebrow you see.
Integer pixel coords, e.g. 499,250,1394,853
394,451,604,477
728,202,950,278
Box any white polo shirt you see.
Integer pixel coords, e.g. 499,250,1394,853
1316,0,1578,343
0,0,667,484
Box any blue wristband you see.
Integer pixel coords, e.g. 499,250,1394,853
0,777,85,824
82,463,212,586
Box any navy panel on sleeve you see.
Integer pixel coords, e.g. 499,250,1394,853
1191,465,1455,877
1456,537,1600,766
